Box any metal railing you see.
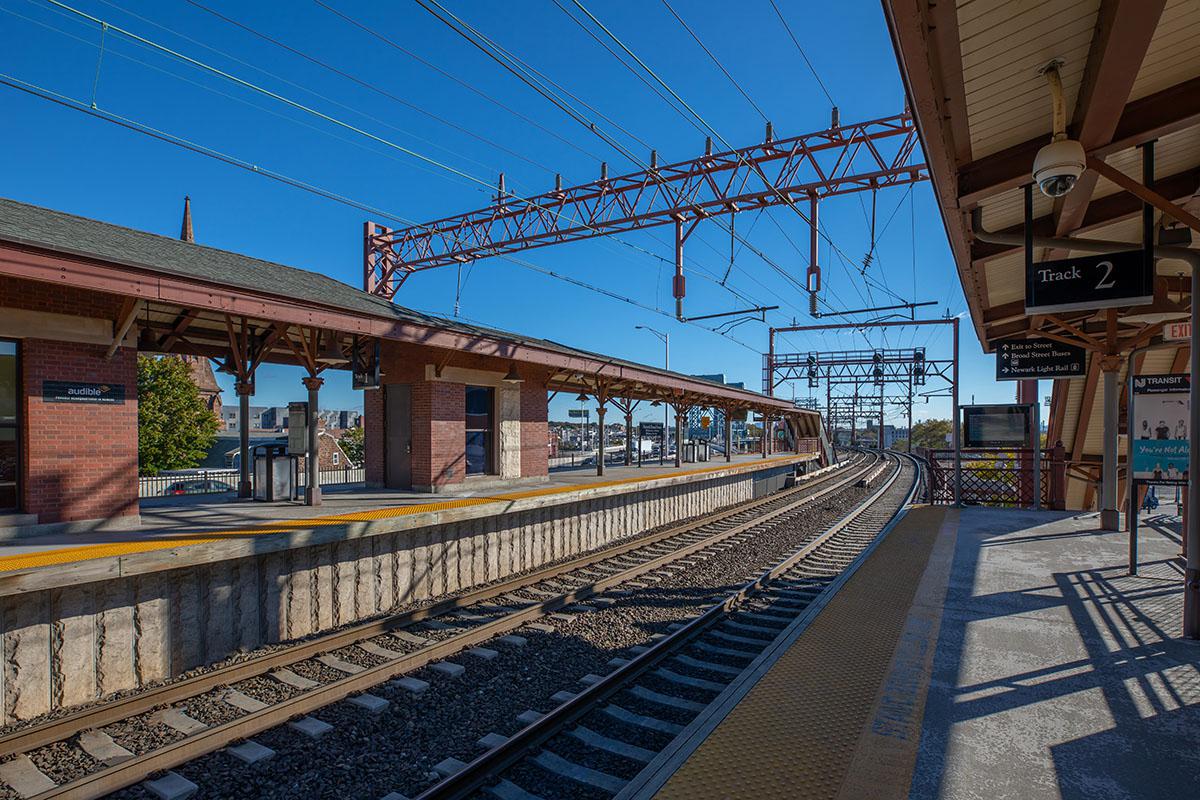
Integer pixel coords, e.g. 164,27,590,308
923,446,1066,508
140,465,365,499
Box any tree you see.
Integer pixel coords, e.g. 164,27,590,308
339,426,364,466
909,419,953,450
137,355,220,475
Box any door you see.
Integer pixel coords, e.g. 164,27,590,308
385,384,412,488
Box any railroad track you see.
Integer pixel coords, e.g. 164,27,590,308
0,451,878,800
414,453,919,800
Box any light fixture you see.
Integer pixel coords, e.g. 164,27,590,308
650,399,661,407
1123,279,1189,325
317,333,348,365
502,362,523,384
576,391,589,402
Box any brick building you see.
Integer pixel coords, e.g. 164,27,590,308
0,197,822,528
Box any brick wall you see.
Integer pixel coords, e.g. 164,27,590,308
364,387,384,486
412,380,465,488
520,376,549,478
21,339,138,523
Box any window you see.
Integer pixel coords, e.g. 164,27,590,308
332,451,340,466
465,386,495,476
0,340,17,511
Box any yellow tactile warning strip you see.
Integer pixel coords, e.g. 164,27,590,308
652,506,953,800
0,455,808,574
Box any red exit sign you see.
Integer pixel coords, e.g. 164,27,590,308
1165,320,1191,341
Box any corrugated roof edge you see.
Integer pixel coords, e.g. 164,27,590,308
0,196,791,406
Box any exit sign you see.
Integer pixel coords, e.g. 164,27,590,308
1165,320,1191,341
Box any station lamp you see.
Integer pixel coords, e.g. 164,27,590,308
502,362,523,383
317,333,349,365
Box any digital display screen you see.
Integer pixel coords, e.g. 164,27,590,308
962,405,1032,448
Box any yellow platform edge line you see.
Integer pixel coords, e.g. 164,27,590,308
0,455,810,574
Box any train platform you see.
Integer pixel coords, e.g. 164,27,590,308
0,452,816,592
621,504,1199,800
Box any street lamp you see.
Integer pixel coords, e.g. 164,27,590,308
635,326,670,465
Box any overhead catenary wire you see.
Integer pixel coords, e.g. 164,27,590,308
178,0,559,178
312,0,604,163
0,70,759,354
767,0,836,108
658,0,770,123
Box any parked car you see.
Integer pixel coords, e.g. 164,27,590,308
160,479,235,496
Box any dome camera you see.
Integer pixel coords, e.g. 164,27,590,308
1033,138,1085,197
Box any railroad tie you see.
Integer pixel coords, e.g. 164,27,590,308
671,653,743,676
222,689,269,713
532,750,626,794
76,729,134,767
357,641,405,660
568,725,656,763
225,740,276,765
0,755,56,798
390,630,434,647
627,685,706,712
153,708,207,735
653,667,726,693
602,704,684,735
690,640,758,659
270,668,320,690
477,732,509,749
316,654,366,675
485,778,548,800
142,771,199,800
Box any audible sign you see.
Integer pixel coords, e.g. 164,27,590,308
1025,249,1152,314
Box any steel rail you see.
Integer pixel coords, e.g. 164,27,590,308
18,454,877,800
0,454,861,762
415,453,917,800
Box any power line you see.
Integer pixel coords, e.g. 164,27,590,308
179,0,558,178
658,0,770,123
767,0,836,108
312,0,604,163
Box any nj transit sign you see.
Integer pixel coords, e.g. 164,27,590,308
1131,374,1190,486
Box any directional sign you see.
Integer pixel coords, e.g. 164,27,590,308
1165,320,1191,341
568,409,589,418
1026,249,1152,314
995,338,1087,381
638,421,665,437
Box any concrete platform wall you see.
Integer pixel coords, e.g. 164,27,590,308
0,464,792,724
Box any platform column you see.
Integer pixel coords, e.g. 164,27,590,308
1186,270,1200,639
624,410,634,466
1100,357,1121,531
595,397,607,477
723,407,733,462
674,407,684,468
761,413,770,458
303,376,323,506
236,380,253,498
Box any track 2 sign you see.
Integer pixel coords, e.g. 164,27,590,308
1025,249,1152,314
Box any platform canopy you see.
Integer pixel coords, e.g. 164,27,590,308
0,197,819,432
882,0,1198,508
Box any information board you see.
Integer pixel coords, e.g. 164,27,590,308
961,404,1033,448
995,339,1086,380
1026,249,1152,314
287,401,307,456
567,409,589,418
1131,374,1190,486
638,421,665,437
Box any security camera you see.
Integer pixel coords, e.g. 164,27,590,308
1033,138,1085,197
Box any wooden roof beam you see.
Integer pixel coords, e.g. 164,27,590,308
1049,0,1166,257
971,167,1200,264
958,76,1200,206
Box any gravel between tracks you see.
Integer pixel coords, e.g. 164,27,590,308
102,475,875,800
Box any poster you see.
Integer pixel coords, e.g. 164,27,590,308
1131,374,1190,485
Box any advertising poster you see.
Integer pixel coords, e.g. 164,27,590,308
1132,374,1190,485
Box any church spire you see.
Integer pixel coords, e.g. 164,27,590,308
180,195,194,243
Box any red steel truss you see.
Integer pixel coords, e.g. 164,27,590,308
364,112,927,304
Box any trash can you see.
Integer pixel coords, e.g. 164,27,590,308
253,443,295,502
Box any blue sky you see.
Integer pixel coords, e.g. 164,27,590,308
0,0,1018,425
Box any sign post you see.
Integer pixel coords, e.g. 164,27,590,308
1128,373,1191,574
